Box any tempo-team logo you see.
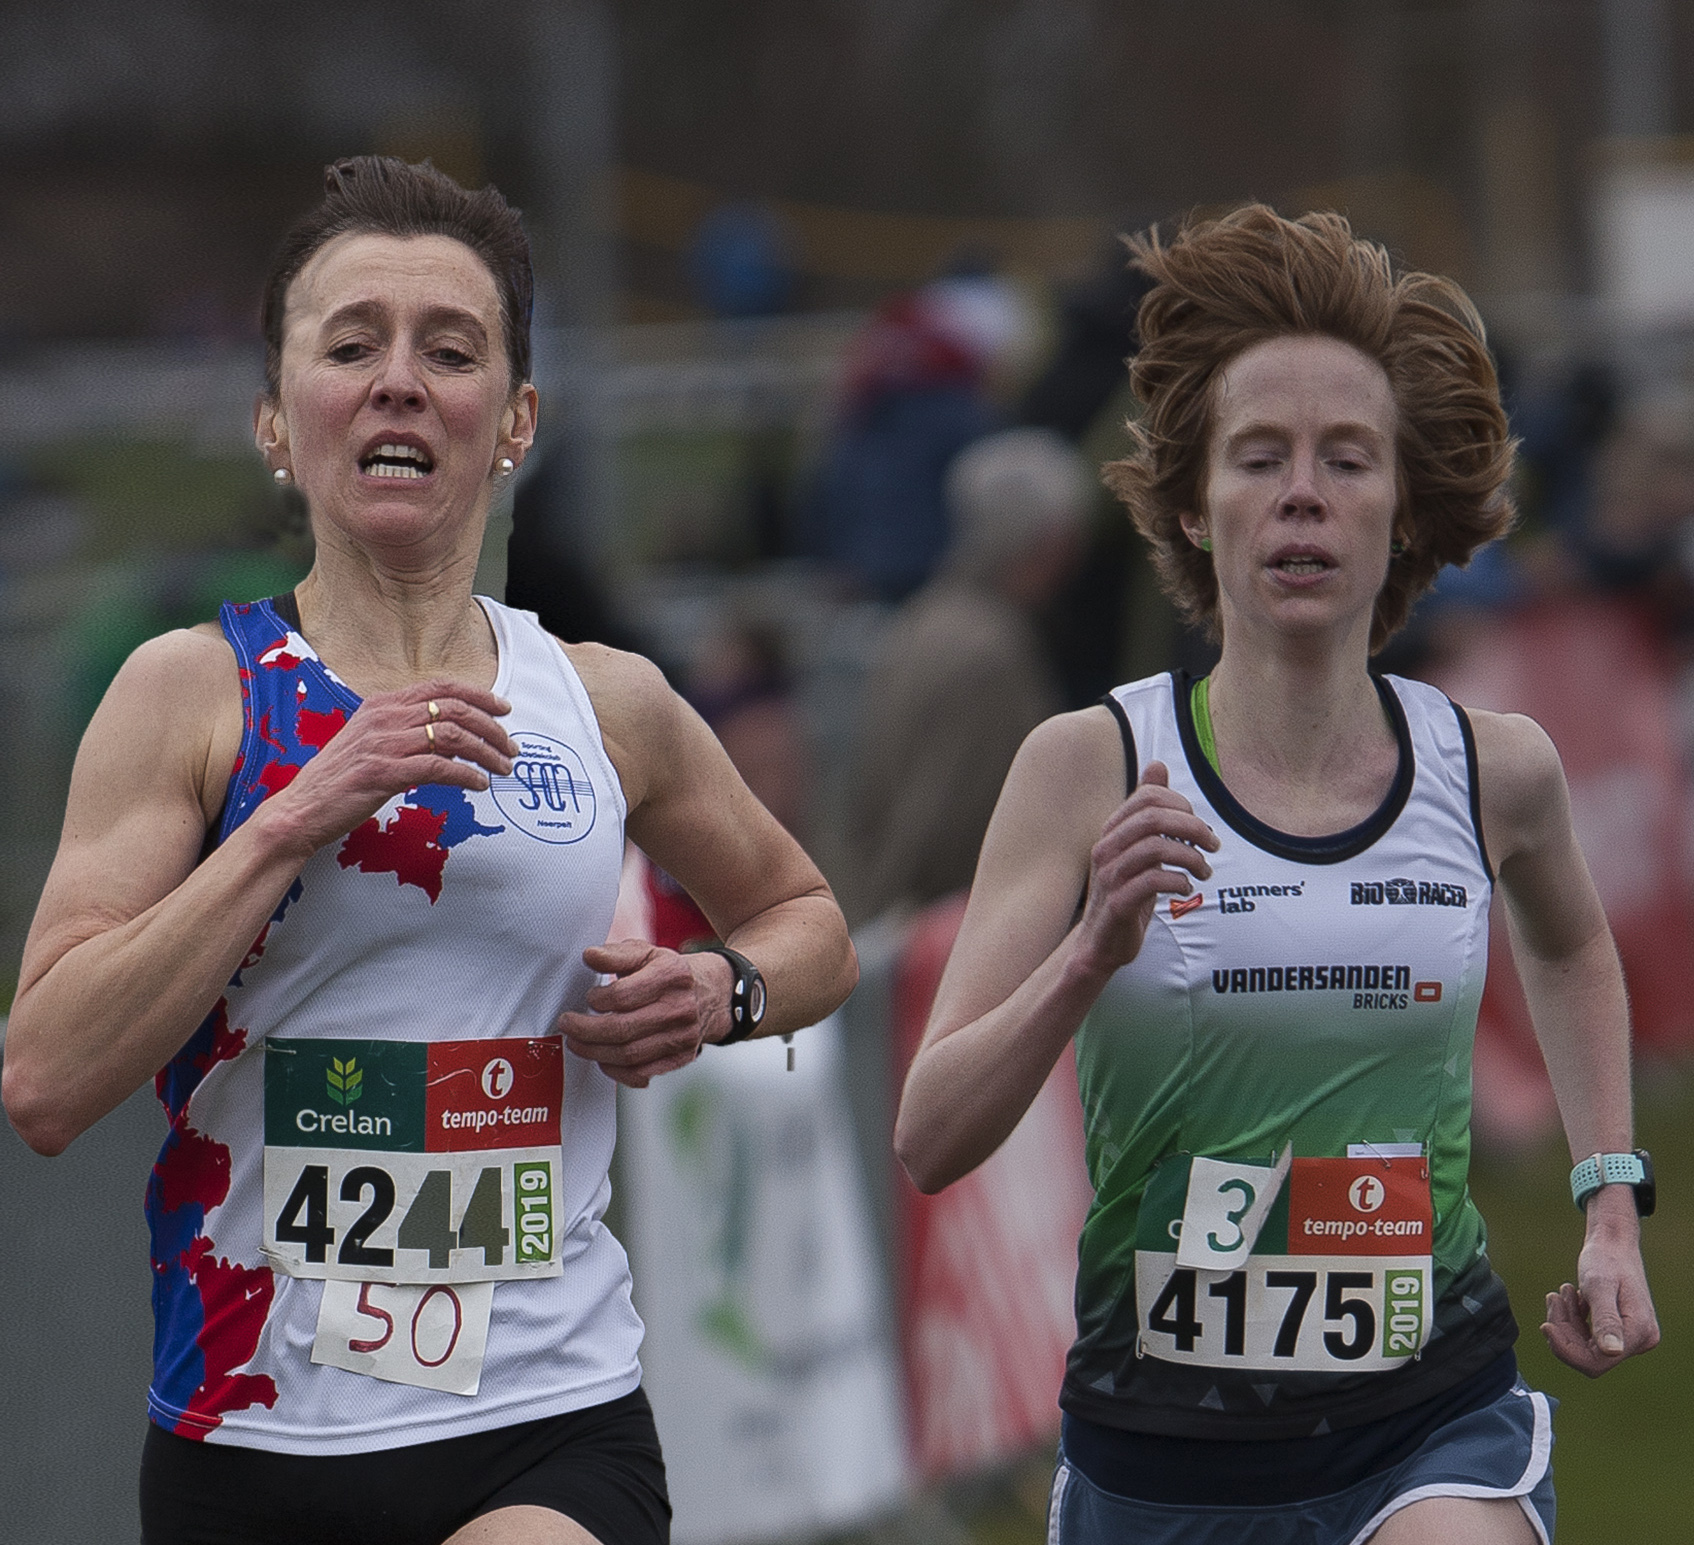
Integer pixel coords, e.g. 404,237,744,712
1348,1175,1386,1213
481,1058,514,1101
490,734,597,845
1351,878,1468,908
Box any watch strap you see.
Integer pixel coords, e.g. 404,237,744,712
695,945,766,1045
1570,1150,1653,1215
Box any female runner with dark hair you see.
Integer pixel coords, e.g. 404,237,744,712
4,157,856,1545
896,206,1657,1544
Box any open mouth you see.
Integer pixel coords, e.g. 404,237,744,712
359,443,435,480
1273,555,1333,576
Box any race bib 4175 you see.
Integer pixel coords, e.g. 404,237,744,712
1134,1152,1432,1374
262,1037,564,1284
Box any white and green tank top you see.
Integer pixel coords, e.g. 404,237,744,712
1063,671,1517,1439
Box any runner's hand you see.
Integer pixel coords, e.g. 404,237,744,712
1073,761,1218,980
268,680,515,854
1542,1189,1660,1376
558,941,734,1088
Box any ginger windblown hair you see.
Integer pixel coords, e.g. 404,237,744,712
1103,205,1515,651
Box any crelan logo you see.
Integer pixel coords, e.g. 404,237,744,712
326,1056,363,1107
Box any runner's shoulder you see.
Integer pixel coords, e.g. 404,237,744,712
997,706,1129,841
1462,707,1566,859
1016,704,1127,789
553,638,683,810
79,627,241,810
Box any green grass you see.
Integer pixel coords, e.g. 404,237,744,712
1469,1067,1693,1544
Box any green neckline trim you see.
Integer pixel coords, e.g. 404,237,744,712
1191,674,1219,773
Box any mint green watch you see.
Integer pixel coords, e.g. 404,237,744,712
1570,1150,1655,1216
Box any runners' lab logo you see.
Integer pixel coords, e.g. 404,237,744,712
490,734,598,845
1170,893,1204,918
326,1057,363,1107
1217,882,1304,915
1351,878,1467,908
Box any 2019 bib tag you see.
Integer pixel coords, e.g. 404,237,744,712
1135,1151,1433,1373
262,1036,564,1283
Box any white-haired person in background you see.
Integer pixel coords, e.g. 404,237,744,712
845,426,1091,924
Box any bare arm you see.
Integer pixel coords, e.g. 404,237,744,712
893,708,1218,1193
555,644,857,1087
1472,707,1659,1375
3,629,515,1156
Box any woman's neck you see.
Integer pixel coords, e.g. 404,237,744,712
292,536,496,697
1204,640,1398,836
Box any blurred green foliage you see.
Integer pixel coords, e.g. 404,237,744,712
25,437,278,562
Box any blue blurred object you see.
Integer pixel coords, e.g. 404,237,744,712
688,202,795,318
1424,541,1523,611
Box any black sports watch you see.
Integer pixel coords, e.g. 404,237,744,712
696,945,767,1045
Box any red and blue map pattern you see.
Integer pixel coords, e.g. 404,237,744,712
146,599,504,1438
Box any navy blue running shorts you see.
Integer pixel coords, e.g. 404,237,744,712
140,1386,670,1545
1049,1379,1555,1545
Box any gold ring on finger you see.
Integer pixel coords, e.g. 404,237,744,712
427,699,441,721
425,721,436,749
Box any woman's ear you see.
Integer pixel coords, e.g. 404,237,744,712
498,383,540,469
1178,513,1211,552
254,393,290,470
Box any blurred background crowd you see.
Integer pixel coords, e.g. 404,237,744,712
2,3,1694,1543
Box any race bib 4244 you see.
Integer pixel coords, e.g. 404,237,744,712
262,1036,564,1284
1134,1152,1432,1374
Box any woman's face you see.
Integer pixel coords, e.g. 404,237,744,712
257,231,536,564
1184,334,1399,654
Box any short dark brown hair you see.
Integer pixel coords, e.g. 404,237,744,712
261,156,533,397
1103,205,1515,652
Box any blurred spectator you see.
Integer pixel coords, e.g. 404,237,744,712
1018,239,1163,705
1572,387,1694,640
688,616,814,840
1512,358,1618,542
802,264,1033,600
843,427,1089,924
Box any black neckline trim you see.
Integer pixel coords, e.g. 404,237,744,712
270,590,302,631
1172,669,1415,865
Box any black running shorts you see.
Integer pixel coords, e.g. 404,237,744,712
140,1386,670,1545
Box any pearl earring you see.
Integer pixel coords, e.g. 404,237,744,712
495,457,515,479
273,467,292,486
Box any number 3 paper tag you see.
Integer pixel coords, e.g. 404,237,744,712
1175,1144,1293,1270
312,1278,495,1395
